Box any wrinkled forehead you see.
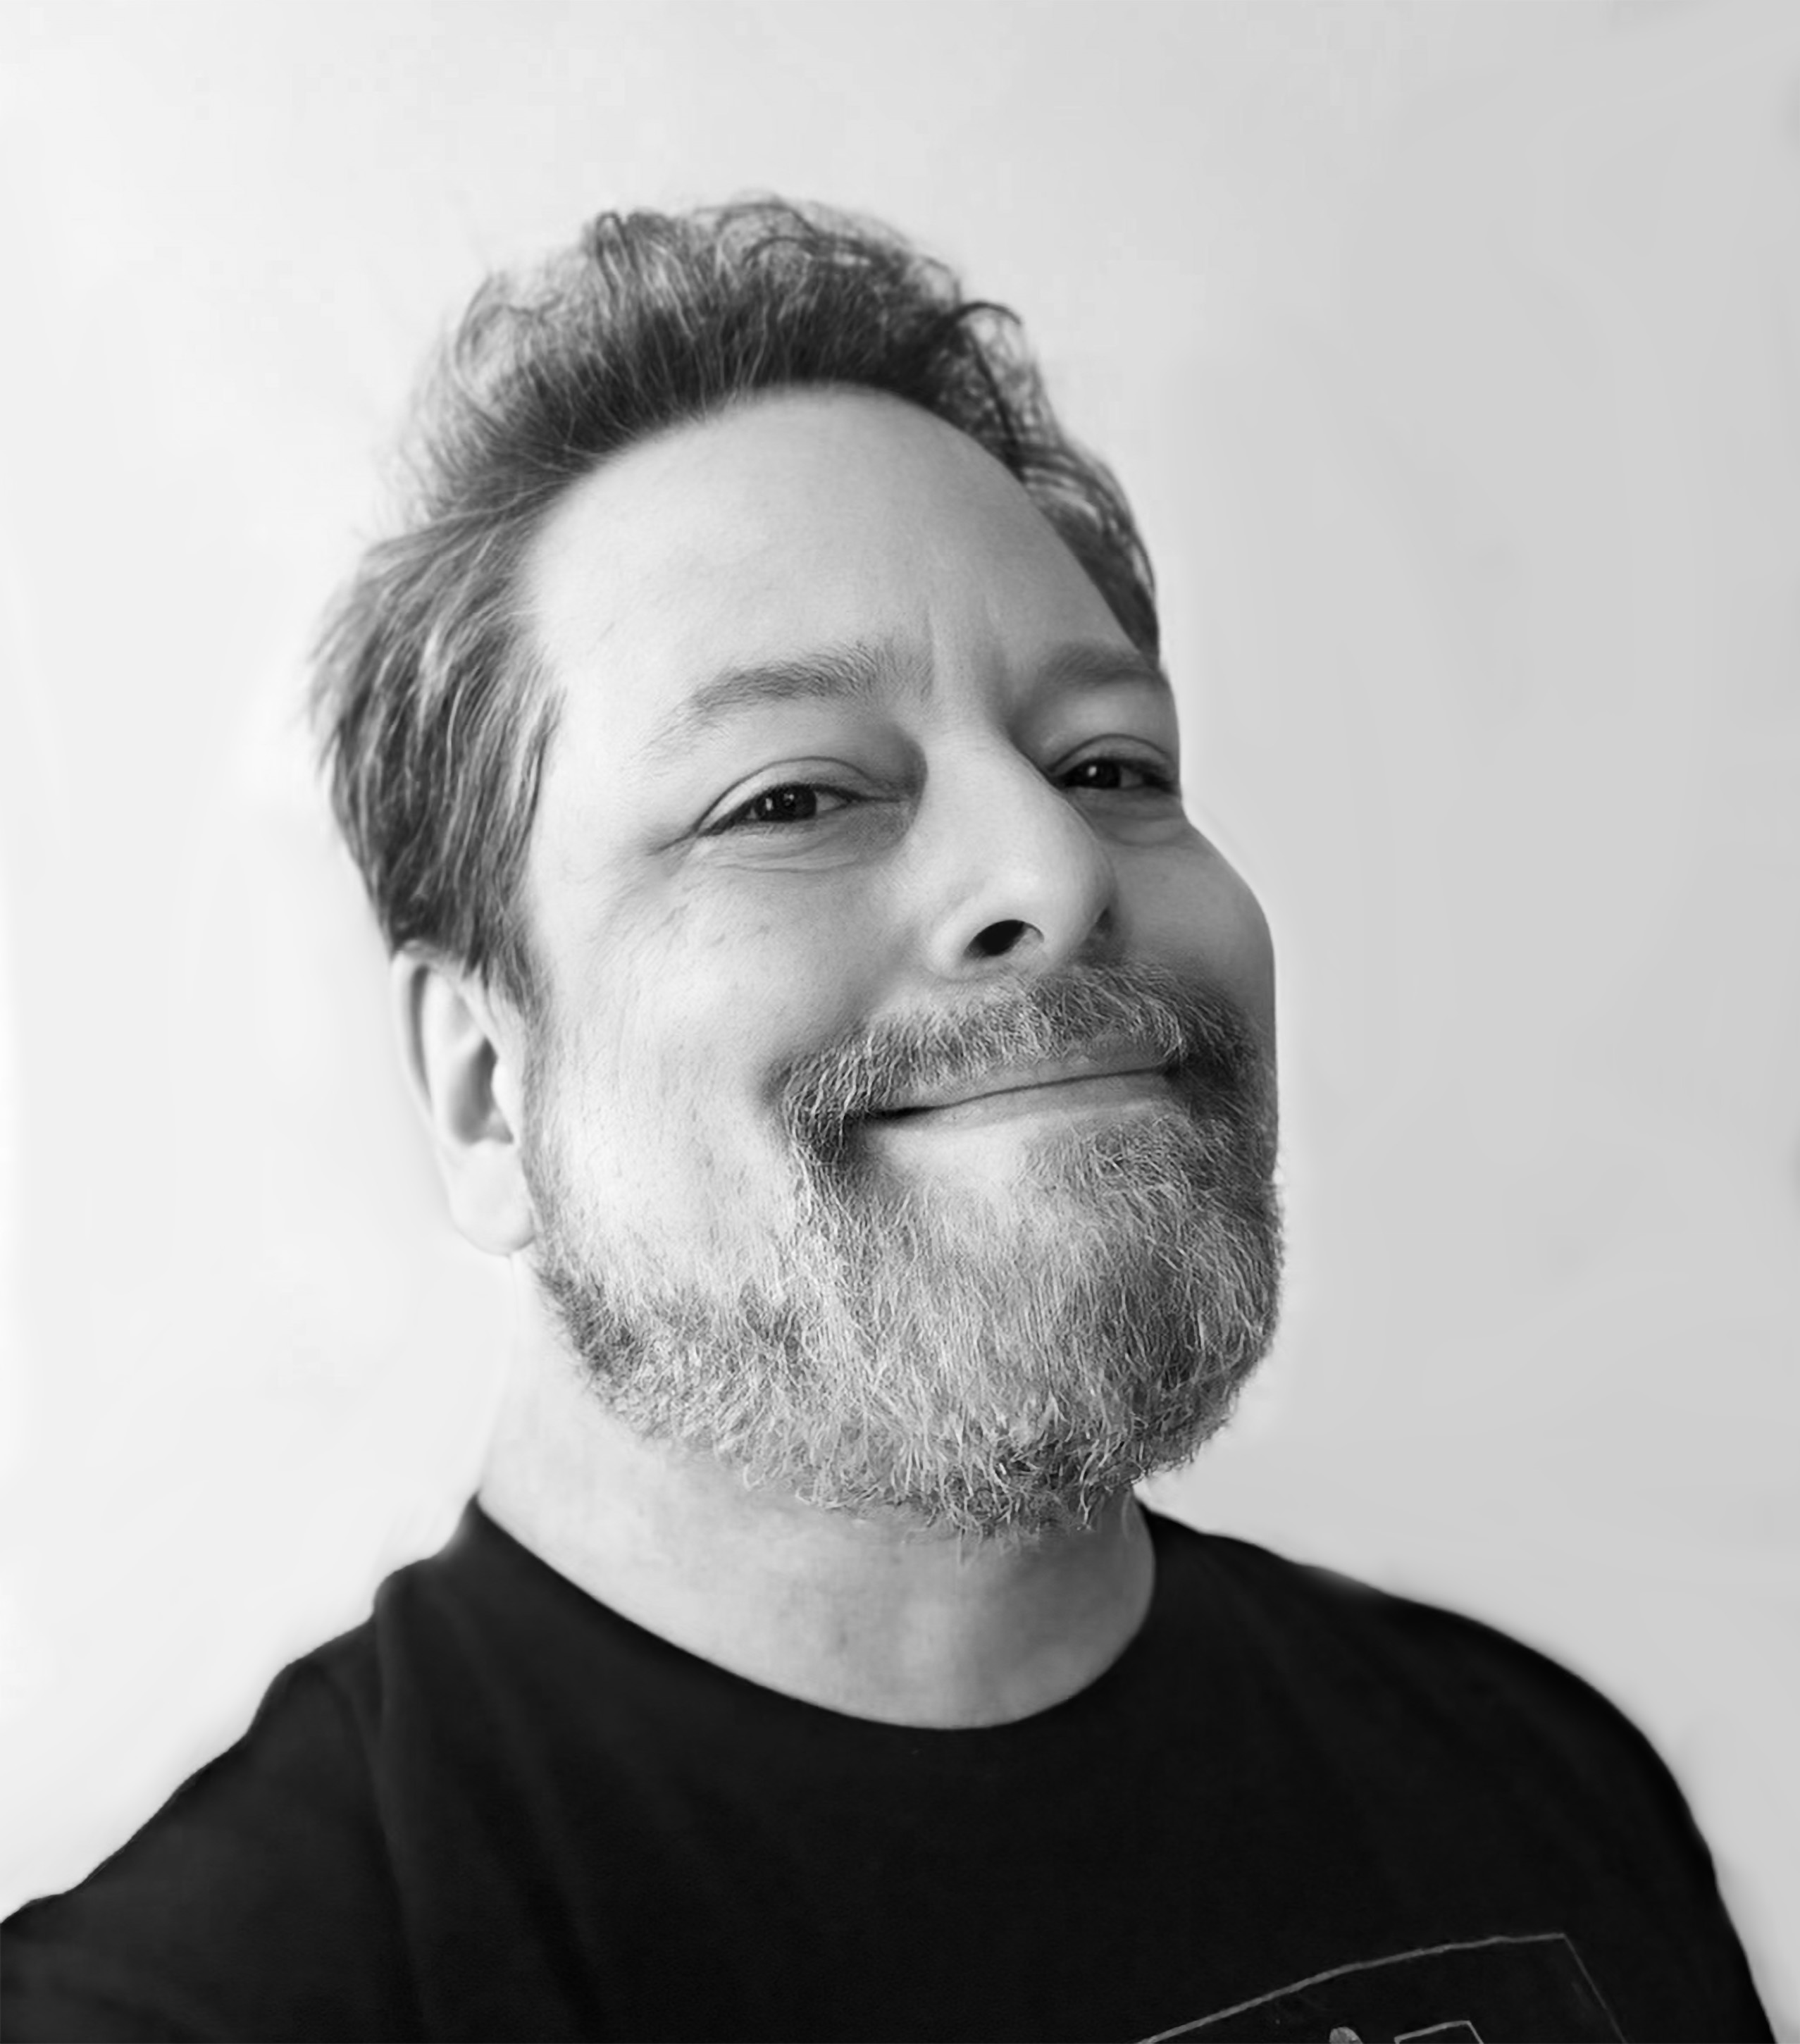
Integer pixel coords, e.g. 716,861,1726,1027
521,387,1137,760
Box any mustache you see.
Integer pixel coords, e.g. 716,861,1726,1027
776,962,1271,1150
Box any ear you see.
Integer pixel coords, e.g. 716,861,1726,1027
391,948,536,1256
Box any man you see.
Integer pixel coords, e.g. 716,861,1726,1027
1,202,1772,2041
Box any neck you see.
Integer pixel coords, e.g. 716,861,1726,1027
477,1317,1157,1730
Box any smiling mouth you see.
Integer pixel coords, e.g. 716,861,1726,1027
868,1058,1177,1129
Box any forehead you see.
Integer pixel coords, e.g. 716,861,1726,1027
523,388,1136,765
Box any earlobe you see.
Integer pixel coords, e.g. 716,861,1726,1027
390,950,537,1256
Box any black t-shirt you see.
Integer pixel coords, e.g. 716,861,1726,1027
1,1502,1773,2043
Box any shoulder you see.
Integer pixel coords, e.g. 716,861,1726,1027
1152,1510,1673,1778
1146,1509,1738,1933
1146,1513,1778,2033
1154,1508,1621,1702
1,1606,412,2042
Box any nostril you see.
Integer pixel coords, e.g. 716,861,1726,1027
970,918,1034,959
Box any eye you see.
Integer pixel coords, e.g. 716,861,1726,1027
1059,753,1178,795
708,781,857,833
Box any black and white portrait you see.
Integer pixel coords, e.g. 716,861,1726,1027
0,4,1794,2038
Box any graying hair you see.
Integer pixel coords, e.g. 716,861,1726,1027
310,199,1161,1017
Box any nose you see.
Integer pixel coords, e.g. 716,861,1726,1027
913,745,1119,980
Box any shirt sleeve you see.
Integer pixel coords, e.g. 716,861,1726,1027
1,1658,418,2043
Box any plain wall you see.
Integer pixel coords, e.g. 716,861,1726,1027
1,0,1796,2028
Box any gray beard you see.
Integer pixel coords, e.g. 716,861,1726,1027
521,963,1284,1542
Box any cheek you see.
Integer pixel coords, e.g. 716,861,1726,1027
623,884,891,1113
1218,879,1278,1053
1134,847,1277,1049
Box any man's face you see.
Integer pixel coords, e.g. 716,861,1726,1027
516,389,1281,1538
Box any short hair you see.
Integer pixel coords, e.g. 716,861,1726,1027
310,199,1161,1020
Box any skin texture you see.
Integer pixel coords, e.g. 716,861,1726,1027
395,388,1277,1726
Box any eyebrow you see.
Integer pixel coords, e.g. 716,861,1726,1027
643,636,1172,769
643,640,918,769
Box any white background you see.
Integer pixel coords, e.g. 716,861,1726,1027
1,0,1796,2028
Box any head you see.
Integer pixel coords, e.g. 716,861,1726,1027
314,202,1282,1542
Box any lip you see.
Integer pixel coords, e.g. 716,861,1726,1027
870,1052,1175,1125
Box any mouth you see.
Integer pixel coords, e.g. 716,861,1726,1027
867,1051,1178,1129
